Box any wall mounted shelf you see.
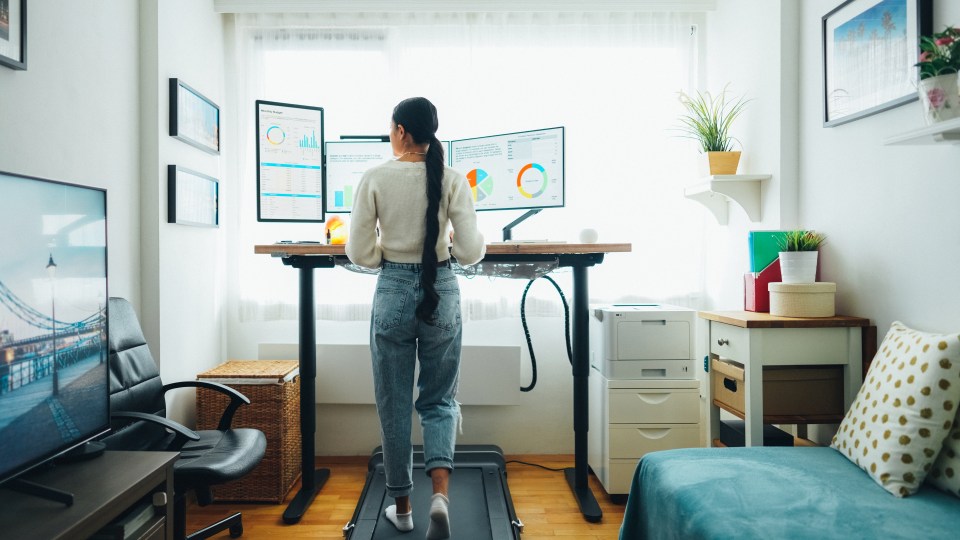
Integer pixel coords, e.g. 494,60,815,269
683,174,771,225
883,116,960,145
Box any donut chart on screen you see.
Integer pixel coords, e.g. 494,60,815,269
448,126,564,211
266,125,285,145
516,163,548,198
467,168,494,202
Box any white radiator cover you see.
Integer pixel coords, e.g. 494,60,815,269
258,343,521,405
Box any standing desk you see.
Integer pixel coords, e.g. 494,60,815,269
254,242,632,524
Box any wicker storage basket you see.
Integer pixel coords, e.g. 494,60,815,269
196,360,301,503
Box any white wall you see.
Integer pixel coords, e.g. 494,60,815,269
140,0,228,425
701,0,800,310
0,2,140,303
706,0,960,335
798,1,960,335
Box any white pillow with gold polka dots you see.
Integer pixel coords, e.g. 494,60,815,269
831,321,960,497
927,411,960,497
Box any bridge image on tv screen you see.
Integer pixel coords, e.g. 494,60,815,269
0,171,109,485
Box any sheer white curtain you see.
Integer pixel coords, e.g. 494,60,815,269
228,11,708,322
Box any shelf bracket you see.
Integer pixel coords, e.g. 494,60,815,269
683,174,771,225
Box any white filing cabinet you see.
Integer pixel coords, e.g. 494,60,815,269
588,305,702,497
588,372,700,495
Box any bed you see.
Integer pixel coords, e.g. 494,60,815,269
619,446,960,540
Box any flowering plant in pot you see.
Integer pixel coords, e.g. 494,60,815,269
915,26,960,124
777,230,826,284
675,84,749,176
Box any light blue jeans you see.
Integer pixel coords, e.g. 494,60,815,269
371,260,461,498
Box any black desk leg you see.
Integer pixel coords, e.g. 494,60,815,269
283,265,331,524
564,264,603,523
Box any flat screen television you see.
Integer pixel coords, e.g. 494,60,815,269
0,170,110,488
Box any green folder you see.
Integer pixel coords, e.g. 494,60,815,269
748,231,787,273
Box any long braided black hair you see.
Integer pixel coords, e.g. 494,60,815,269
392,97,445,322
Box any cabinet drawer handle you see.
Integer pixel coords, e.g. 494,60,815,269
717,338,729,346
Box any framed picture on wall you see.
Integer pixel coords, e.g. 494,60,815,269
169,78,220,154
167,165,219,227
0,0,27,70
822,0,932,127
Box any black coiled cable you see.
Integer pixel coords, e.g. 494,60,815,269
519,275,572,392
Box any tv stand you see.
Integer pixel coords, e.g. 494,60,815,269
0,451,177,540
6,478,74,506
57,440,108,464
502,208,542,241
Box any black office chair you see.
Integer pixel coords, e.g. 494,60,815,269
101,297,267,540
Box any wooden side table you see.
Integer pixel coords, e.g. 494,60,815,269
699,311,870,447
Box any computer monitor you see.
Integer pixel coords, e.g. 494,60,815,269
0,170,110,489
449,127,564,212
255,100,325,222
324,139,393,214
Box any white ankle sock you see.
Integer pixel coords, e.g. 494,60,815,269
384,504,413,532
426,493,450,540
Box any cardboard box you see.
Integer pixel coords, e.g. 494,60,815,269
719,420,794,447
711,357,844,418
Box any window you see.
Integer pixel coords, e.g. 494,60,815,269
230,12,707,321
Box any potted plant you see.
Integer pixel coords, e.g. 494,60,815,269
676,84,749,176
777,230,826,284
916,26,960,125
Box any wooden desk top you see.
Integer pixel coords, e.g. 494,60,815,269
254,242,632,256
699,310,870,328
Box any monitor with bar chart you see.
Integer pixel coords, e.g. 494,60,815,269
324,140,394,214
255,100,325,222
449,127,564,212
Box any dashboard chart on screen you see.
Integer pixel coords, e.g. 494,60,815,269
324,140,393,214
256,100,325,222
450,127,564,212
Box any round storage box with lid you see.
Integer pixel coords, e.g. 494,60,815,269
768,282,836,317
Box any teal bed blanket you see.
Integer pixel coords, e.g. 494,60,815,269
619,447,960,540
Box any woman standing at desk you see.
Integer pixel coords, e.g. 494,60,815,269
347,97,485,539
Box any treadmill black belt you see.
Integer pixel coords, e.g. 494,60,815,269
344,445,521,540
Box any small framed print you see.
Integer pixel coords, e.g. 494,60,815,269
0,0,27,70
167,165,218,227
169,78,220,154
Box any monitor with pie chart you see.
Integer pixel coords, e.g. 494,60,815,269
449,127,564,212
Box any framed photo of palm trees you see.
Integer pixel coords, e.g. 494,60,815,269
822,0,932,127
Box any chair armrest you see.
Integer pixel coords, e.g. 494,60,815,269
111,410,200,450
163,380,251,431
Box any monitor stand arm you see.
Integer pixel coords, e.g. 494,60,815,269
502,209,542,241
5,478,74,506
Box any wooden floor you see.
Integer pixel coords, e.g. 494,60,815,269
186,455,626,539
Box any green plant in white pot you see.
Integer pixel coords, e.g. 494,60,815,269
777,230,826,284
676,84,749,176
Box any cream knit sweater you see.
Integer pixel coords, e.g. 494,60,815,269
345,160,486,269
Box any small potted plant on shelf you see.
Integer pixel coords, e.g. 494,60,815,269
777,230,826,284
916,26,960,125
676,84,749,176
